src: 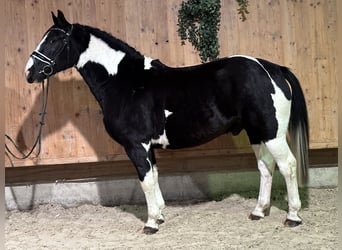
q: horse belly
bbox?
[162,110,240,149]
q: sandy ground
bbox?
[5,188,337,250]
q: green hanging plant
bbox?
[236,0,249,22]
[177,0,249,63]
[177,0,221,63]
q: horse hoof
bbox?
[284,219,302,227]
[249,213,263,221]
[143,226,159,235]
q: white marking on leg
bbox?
[265,136,302,222]
[153,165,165,222]
[140,142,164,227]
[141,141,153,168]
[144,56,153,70]
[251,144,275,218]
[77,34,126,75]
[141,168,160,230]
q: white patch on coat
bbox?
[229,54,260,63]
[25,57,34,77]
[142,141,151,153]
[229,55,291,137]
[25,33,49,76]
[270,83,291,137]
[77,34,126,75]
[151,110,173,149]
[164,109,173,118]
[35,33,49,51]
[151,130,169,149]
[144,56,153,70]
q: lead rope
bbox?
[5,77,50,161]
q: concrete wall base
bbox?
[6,166,337,210]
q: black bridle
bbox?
[5,26,73,162]
[31,26,73,76]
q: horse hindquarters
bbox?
[242,62,307,226]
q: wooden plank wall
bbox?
[5,0,338,168]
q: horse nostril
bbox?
[27,77,34,83]
[26,72,34,83]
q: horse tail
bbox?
[281,67,309,186]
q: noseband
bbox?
[31,26,73,76]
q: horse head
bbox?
[25,10,77,83]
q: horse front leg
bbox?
[149,149,165,225]
[125,142,165,234]
[140,165,165,234]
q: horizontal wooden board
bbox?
[5,148,338,185]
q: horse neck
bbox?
[73,25,149,107]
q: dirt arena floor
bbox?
[5,188,337,249]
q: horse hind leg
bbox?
[265,136,302,226]
[249,143,276,220]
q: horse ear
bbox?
[52,10,71,28]
[51,11,58,25]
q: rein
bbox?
[5,26,72,162]
[5,77,50,160]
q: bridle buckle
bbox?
[41,65,54,76]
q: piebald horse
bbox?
[25,10,308,234]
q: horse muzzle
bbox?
[25,59,54,84]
